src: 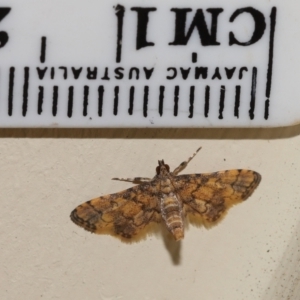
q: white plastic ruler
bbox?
[0,0,298,127]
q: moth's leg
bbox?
[172,147,202,175]
[112,177,152,184]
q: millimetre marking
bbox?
[8,67,15,116]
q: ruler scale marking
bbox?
[115,5,125,63]
[98,86,104,117]
[218,86,225,120]
[68,86,74,118]
[188,86,195,118]
[204,85,210,118]
[8,67,15,116]
[173,86,179,117]
[234,85,241,118]
[37,86,44,115]
[264,7,277,120]
[52,86,58,117]
[249,67,257,120]
[143,86,149,117]
[83,85,89,116]
[113,86,119,116]
[22,67,29,117]
[128,86,134,115]
[158,86,164,117]
[40,37,47,63]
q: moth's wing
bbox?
[70,182,161,239]
[175,170,261,224]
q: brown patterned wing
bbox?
[175,170,261,224]
[70,183,161,239]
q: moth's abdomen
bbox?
[161,195,184,241]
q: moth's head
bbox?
[156,160,170,175]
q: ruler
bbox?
[0,0,298,127]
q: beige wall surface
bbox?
[1,127,300,300]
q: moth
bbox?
[70,148,261,241]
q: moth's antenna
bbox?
[172,147,202,175]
